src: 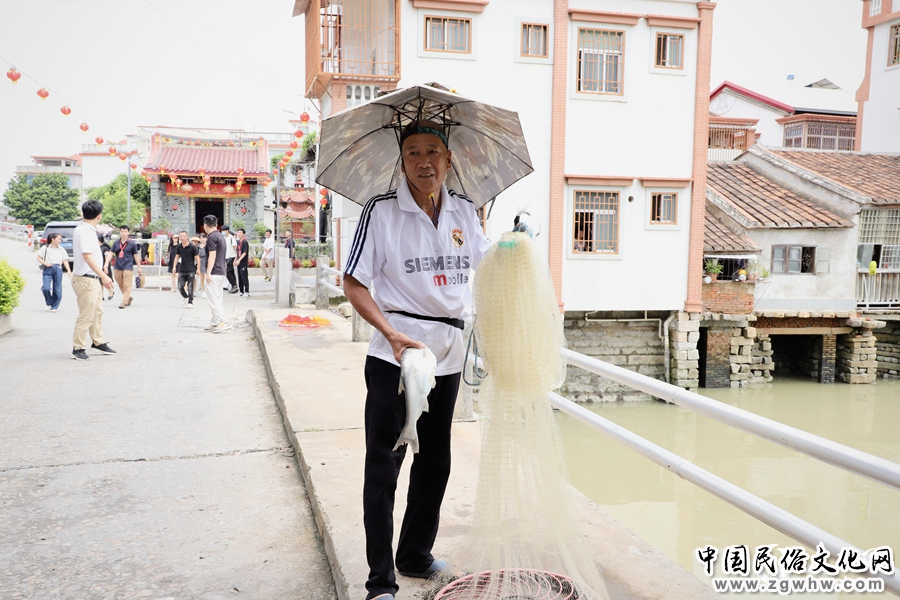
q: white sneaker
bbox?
[187,302,194,309]
[181,299,188,307]
[212,322,232,333]
[198,292,206,298]
[45,306,51,311]
[204,323,217,331]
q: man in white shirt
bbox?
[261,229,275,281]
[71,200,116,360]
[343,120,491,600]
[222,225,238,293]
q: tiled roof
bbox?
[144,133,269,176]
[767,149,900,205]
[704,212,759,254]
[145,146,267,176]
[706,163,852,228]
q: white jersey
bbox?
[345,179,491,375]
[72,222,101,277]
[224,234,237,259]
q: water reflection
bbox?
[556,375,900,598]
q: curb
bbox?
[248,309,352,600]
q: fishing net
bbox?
[278,314,331,329]
[433,232,609,600]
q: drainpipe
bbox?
[663,312,676,384]
[583,311,677,383]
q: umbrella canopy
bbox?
[315,84,533,209]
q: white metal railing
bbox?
[554,348,900,595]
[857,271,900,309]
[707,148,744,162]
[0,222,33,243]
[316,257,344,309]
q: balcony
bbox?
[15,165,81,175]
[305,0,400,99]
[857,271,900,309]
[708,116,758,163]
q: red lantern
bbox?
[6,68,21,84]
[181,183,193,193]
[175,177,183,190]
[223,184,235,194]
[320,188,328,196]
[289,141,298,149]
[272,168,279,176]
[130,162,137,170]
[95,136,104,145]
[108,146,117,155]
[159,165,166,176]
[294,129,304,139]
[118,152,127,161]
[285,149,294,157]
[300,112,310,123]
[237,167,244,175]
[60,105,71,116]
[79,122,89,132]
[37,88,49,100]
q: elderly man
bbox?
[343,120,492,600]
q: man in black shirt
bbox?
[235,228,251,297]
[172,230,199,308]
[202,216,231,333]
[284,229,296,260]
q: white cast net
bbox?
[433,232,610,600]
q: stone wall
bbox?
[837,331,878,383]
[873,320,900,379]
[700,315,772,388]
[670,312,700,390]
[701,281,755,314]
[562,311,669,402]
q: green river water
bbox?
[556,376,900,598]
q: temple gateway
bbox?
[143,133,270,233]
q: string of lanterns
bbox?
[6,59,312,199]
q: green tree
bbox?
[2,173,79,229]
[86,173,150,228]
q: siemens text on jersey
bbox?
[404,255,471,274]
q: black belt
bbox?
[387,310,464,330]
[77,273,98,279]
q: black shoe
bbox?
[229,287,239,294]
[72,348,89,361]
[91,343,117,354]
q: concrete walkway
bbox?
[250,309,720,600]
[0,237,336,600]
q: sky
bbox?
[0,0,868,193]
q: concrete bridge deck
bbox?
[249,308,719,600]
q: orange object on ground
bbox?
[278,314,331,329]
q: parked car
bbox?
[39,221,81,263]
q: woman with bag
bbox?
[36,233,71,312]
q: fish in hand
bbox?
[394,346,437,454]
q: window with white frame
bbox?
[576,28,624,94]
[871,0,883,16]
[858,208,900,270]
[650,192,677,224]
[655,33,683,69]
[891,24,900,67]
[573,190,619,253]
[772,245,817,274]
[425,15,471,53]
[521,23,549,58]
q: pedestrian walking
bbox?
[202,215,231,333]
[235,228,250,297]
[99,235,115,301]
[196,233,208,298]
[172,230,200,308]
[111,225,142,309]
[36,232,71,312]
[71,200,117,360]
[284,228,296,260]
[261,229,274,281]
[167,234,178,293]
[222,225,238,293]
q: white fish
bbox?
[394,346,437,454]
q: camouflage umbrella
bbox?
[315,84,534,209]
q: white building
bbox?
[856,0,900,152]
[294,0,717,391]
